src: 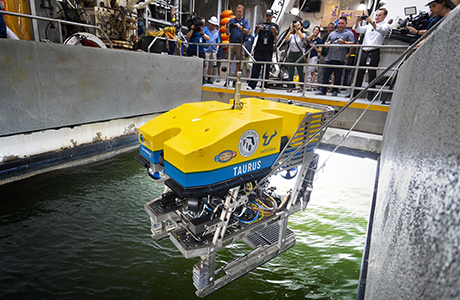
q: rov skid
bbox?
[136,97,334,297]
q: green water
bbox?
[0,149,376,300]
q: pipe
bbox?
[356,155,380,300]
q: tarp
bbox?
[1,0,31,40]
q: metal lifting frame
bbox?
[187,103,334,297]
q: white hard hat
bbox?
[208,16,219,25]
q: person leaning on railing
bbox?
[315,16,356,97]
[351,8,390,100]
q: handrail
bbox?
[0,10,112,48]
[186,42,255,87]
[146,36,182,53]
[198,42,408,95]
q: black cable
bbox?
[356,155,380,300]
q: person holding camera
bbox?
[247,9,279,90]
[186,16,209,84]
[316,16,356,96]
[407,0,451,36]
[352,8,389,100]
[225,4,250,87]
[284,20,305,93]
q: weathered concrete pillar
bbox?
[364,7,460,299]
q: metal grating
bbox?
[246,222,294,247]
[272,111,331,174]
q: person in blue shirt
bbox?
[0,7,7,39]
[225,4,249,87]
[186,16,209,84]
[203,16,220,84]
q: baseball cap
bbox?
[265,9,274,15]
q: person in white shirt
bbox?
[352,8,390,100]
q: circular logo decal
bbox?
[238,130,259,157]
[140,134,144,143]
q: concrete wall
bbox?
[0,39,202,183]
[365,8,460,299]
[0,39,202,136]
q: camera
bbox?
[398,10,429,37]
[411,11,429,29]
[360,15,368,20]
[260,24,271,31]
[229,22,237,29]
[186,12,204,31]
[192,19,204,31]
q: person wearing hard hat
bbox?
[204,16,220,84]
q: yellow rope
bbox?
[146,26,182,45]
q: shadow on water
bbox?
[0,149,376,300]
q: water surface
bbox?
[0,149,376,299]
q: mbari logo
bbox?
[262,130,277,146]
[238,130,259,157]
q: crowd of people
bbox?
[184,0,454,102]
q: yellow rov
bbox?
[136,96,334,297]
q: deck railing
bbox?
[190,41,409,101]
